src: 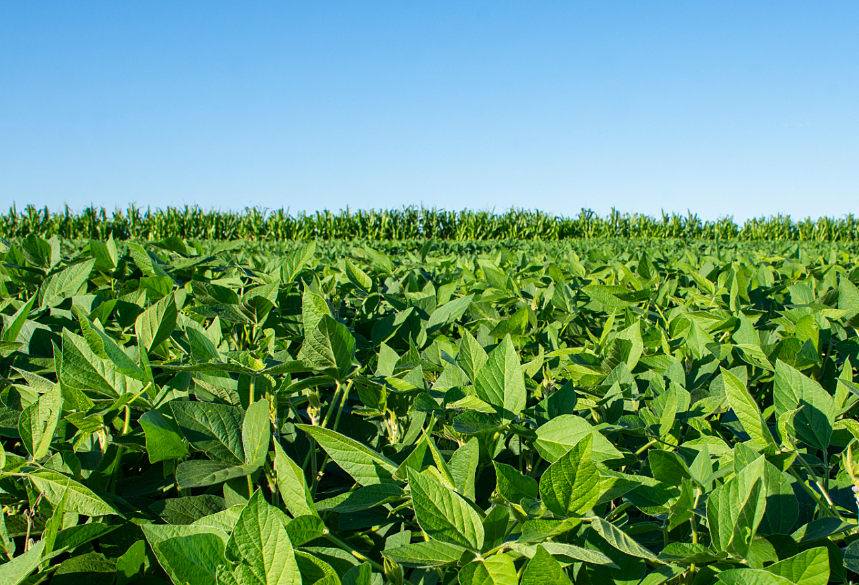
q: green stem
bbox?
[324,534,384,572]
[788,468,843,519]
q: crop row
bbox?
[1,235,859,584]
[4,205,859,242]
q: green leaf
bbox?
[176,460,258,489]
[838,275,859,326]
[301,289,331,336]
[717,569,794,585]
[534,415,622,463]
[345,259,373,292]
[764,547,829,585]
[407,468,485,550]
[153,533,225,585]
[1,295,36,342]
[282,241,316,283]
[224,490,301,585]
[449,438,479,501]
[521,545,573,585]
[284,515,327,547]
[648,450,692,486]
[589,517,658,561]
[0,541,45,585]
[383,541,466,567]
[294,550,340,585]
[707,456,767,556]
[428,295,474,330]
[116,540,147,585]
[316,484,404,513]
[150,495,226,525]
[29,469,119,516]
[273,440,317,518]
[539,435,600,517]
[299,315,356,381]
[758,462,798,536]
[458,552,518,585]
[139,409,189,463]
[773,360,834,450]
[40,258,96,308]
[18,385,63,460]
[61,329,142,398]
[171,401,245,464]
[243,399,271,468]
[135,292,178,352]
[721,368,776,453]
[128,242,171,278]
[457,330,488,383]
[474,335,526,420]
[298,425,397,486]
[493,461,538,503]
[76,307,148,381]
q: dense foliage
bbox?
[3,205,859,242]
[2,234,859,585]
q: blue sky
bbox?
[1,2,857,223]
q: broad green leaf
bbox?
[151,495,226,525]
[773,360,834,450]
[281,241,316,283]
[458,552,518,585]
[764,547,829,585]
[302,289,331,337]
[428,295,474,330]
[29,469,119,516]
[717,569,794,585]
[284,515,327,547]
[1,295,36,342]
[493,461,538,503]
[39,258,96,308]
[18,385,63,460]
[474,335,525,420]
[273,440,317,518]
[135,292,178,352]
[449,438,479,501]
[407,468,484,550]
[76,307,148,381]
[316,484,404,513]
[539,435,600,517]
[298,425,397,485]
[299,315,356,381]
[139,409,189,463]
[176,460,258,489]
[707,456,767,556]
[61,329,141,398]
[344,259,373,292]
[224,490,301,585]
[0,541,45,585]
[243,399,271,468]
[534,415,622,463]
[457,330,488,383]
[383,541,466,567]
[294,550,340,585]
[521,545,572,585]
[648,450,691,486]
[154,533,226,585]
[171,401,245,464]
[758,462,798,536]
[589,517,658,561]
[128,242,171,278]
[721,368,776,452]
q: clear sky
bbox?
[1,2,857,223]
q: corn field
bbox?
[2,204,858,241]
